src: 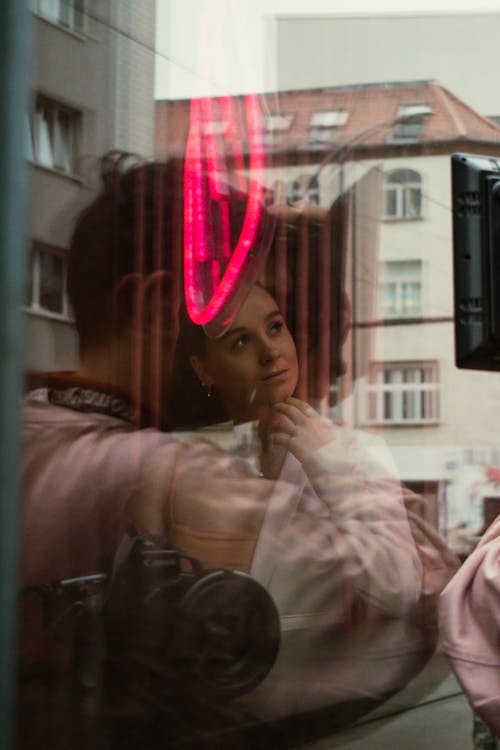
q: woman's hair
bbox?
[165,304,229,430]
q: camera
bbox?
[21,528,280,703]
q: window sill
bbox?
[363,420,441,428]
[379,313,423,321]
[383,215,424,223]
[29,161,83,185]
[24,307,74,325]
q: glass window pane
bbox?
[406,187,422,217]
[385,188,397,216]
[59,0,71,27]
[34,106,53,168]
[54,110,72,172]
[39,0,59,23]
[383,391,392,419]
[383,282,397,314]
[39,251,64,313]
[73,0,84,32]
[20,4,494,746]
[403,390,414,419]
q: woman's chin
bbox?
[267,385,294,406]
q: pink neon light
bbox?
[184,94,266,326]
[219,96,246,193]
[201,96,227,202]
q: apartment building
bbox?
[26,0,155,371]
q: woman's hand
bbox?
[267,397,334,465]
[257,406,289,479]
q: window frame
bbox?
[384,168,423,221]
[29,0,86,36]
[365,361,440,427]
[379,259,423,319]
[387,103,431,143]
[288,173,320,205]
[25,241,72,322]
[265,114,294,132]
[309,109,349,128]
[28,94,81,178]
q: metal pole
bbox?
[0,1,31,747]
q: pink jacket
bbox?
[440,516,500,736]
[131,422,458,718]
[22,390,456,721]
[21,388,172,585]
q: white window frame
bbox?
[28,95,81,177]
[397,103,432,119]
[266,114,294,132]
[387,104,431,143]
[288,173,320,205]
[25,242,72,321]
[30,0,86,35]
[384,168,422,220]
[309,109,349,128]
[366,361,440,426]
[379,260,423,318]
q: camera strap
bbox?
[29,371,138,423]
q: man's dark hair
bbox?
[67,152,185,356]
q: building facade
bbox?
[26,0,156,371]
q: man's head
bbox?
[66,153,185,422]
[68,153,184,358]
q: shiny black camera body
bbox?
[23,529,280,704]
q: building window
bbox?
[263,114,294,146]
[266,114,294,132]
[384,168,422,219]
[30,0,85,33]
[310,109,349,128]
[28,95,80,175]
[309,109,348,146]
[389,103,432,142]
[26,243,70,319]
[288,174,320,205]
[380,260,422,318]
[30,0,85,34]
[367,362,440,425]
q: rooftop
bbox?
[156,80,500,157]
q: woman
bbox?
[168,283,362,477]
[158,284,458,720]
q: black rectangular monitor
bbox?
[452,152,500,370]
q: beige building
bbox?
[26,0,156,371]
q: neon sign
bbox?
[183,94,268,330]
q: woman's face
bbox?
[192,286,299,423]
